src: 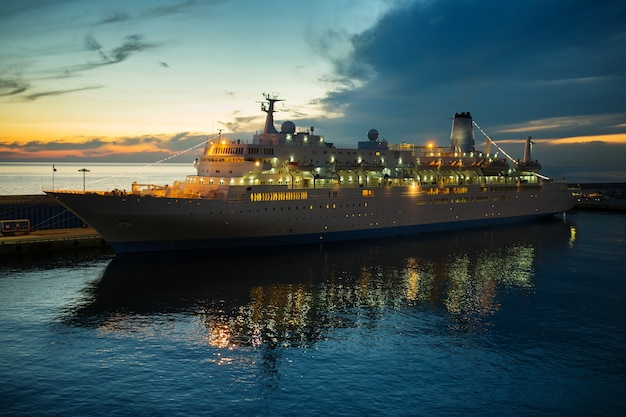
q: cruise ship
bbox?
[47,94,576,253]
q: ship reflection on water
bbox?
[63,218,572,348]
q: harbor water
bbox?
[0,162,194,196]
[1,209,625,416]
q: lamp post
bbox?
[78,168,90,191]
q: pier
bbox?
[0,227,109,255]
[0,194,110,255]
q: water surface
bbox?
[1,211,624,416]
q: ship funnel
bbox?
[450,112,475,153]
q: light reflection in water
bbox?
[569,225,577,248]
[62,218,571,348]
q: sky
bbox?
[1,0,625,181]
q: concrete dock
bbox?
[0,227,109,255]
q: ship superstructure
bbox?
[47,94,575,253]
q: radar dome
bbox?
[367,129,379,141]
[281,121,296,134]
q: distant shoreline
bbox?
[569,182,626,212]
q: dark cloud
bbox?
[2,132,208,156]
[23,85,104,101]
[110,133,205,151]
[114,137,141,147]
[344,0,626,86]
[4,138,107,152]
[142,0,195,19]
[79,34,160,68]
[142,133,210,152]
[118,133,208,152]
[0,32,160,102]
[167,132,192,146]
[1,75,104,101]
[219,115,261,133]
[317,0,626,143]
[0,78,29,96]
[84,34,110,62]
[0,34,160,101]
[84,34,102,51]
[110,34,152,62]
[95,0,196,25]
[97,11,131,25]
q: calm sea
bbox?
[1,162,625,416]
[0,162,194,196]
[1,209,625,416]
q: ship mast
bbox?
[261,93,282,134]
[522,136,533,163]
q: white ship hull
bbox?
[46,95,576,253]
[48,181,574,253]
